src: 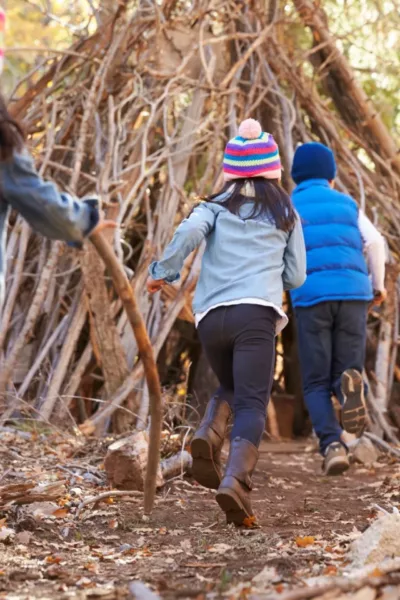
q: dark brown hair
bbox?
[0,94,25,162]
[207,177,296,232]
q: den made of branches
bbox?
[2,0,400,443]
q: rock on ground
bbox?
[351,511,400,566]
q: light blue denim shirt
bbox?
[0,149,99,308]
[149,196,306,316]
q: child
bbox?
[147,119,306,525]
[0,93,113,308]
[290,142,386,475]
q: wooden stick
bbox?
[0,223,30,352]
[16,315,68,399]
[0,243,61,397]
[87,230,162,515]
[75,489,143,519]
[40,291,87,420]
[364,432,400,459]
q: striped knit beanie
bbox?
[223,119,282,182]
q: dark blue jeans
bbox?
[197,304,276,448]
[295,301,368,454]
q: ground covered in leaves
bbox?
[0,429,399,600]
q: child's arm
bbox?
[358,211,386,295]
[0,151,99,246]
[148,203,216,286]
[282,214,307,291]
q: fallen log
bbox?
[105,431,192,491]
[105,432,164,492]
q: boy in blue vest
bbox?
[291,142,386,476]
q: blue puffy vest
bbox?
[290,179,373,307]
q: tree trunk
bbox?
[81,243,133,433]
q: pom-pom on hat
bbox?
[291,142,337,184]
[223,119,282,182]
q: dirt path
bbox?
[0,435,399,599]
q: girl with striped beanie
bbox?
[147,119,306,526]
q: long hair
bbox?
[207,177,296,232]
[0,94,25,162]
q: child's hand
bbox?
[91,220,118,234]
[372,289,387,306]
[147,277,165,294]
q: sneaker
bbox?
[341,369,367,436]
[323,442,350,476]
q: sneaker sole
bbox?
[190,438,221,490]
[341,369,366,436]
[216,487,249,525]
[323,455,350,476]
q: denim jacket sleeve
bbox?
[0,151,99,247]
[149,202,216,283]
[282,212,307,291]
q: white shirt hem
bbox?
[195,298,288,335]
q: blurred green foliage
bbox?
[4,0,399,139]
[4,0,96,96]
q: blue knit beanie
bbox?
[291,142,337,184]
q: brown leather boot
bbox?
[190,394,231,489]
[216,437,258,525]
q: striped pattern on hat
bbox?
[223,119,282,182]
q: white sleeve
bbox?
[358,211,386,292]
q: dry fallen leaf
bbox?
[0,527,15,542]
[185,562,226,568]
[15,531,32,545]
[208,543,232,554]
[296,536,316,547]
[76,577,93,588]
[58,496,71,507]
[108,519,118,529]
[369,567,384,577]
[180,539,192,552]
[84,562,99,574]
[323,565,338,576]
[46,555,63,564]
[253,566,278,586]
[27,502,59,519]
[53,508,69,519]
[243,515,258,528]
